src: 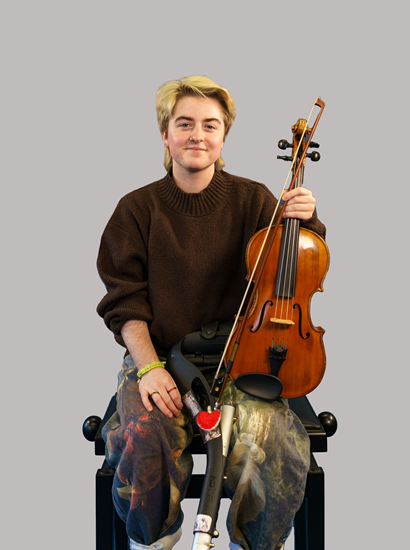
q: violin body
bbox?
[227,224,329,398]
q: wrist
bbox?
[137,361,165,383]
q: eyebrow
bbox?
[174,116,222,125]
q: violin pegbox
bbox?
[277,119,321,163]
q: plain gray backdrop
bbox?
[2,1,409,549]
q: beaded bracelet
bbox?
[137,361,165,383]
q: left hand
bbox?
[139,367,183,419]
[282,187,316,220]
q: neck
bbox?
[172,164,215,193]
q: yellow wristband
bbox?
[137,361,165,381]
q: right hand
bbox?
[139,367,183,419]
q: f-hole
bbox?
[249,300,273,333]
[293,303,310,340]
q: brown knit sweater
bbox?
[97,169,326,353]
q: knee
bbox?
[122,409,188,456]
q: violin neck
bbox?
[276,164,304,298]
[276,217,300,298]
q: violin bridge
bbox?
[270,317,295,326]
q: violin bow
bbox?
[210,96,326,407]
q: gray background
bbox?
[2,1,409,548]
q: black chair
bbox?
[84,328,337,550]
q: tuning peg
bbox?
[277,155,293,162]
[306,151,321,162]
[278,139,292,150]
[309,141,320,149]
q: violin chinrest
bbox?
[235,372,283,401]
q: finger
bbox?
[284,202,314,214]
[166,386,183,410]
[150,392,176,419]
[282,187,312,201]
[158,390,182,417]
[283,195,315,220]
[283,207,314,220]
[140,391,154,413]
[283,194,314,207]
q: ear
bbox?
[162,131,168,147]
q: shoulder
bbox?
[108,175,167,227]
[222,170,273,193]
[117,176,165,209]
[220,170,276,205]
[101,178,164,239]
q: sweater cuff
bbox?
[104,306,153,337]
[300,209,326,240]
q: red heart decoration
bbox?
[196,410,221,431]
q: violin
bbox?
[211,98,329,402]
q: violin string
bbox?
[281,223,292,348]
[213,99,319,382]
[278,214,296,349]
[272,215,288,346]
[288,168,304,348]
[286,219,297,349]
[274,155,303,351]
[274,220,290,346]
[285,168,303,346]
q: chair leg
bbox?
[294,454,325,550]
[294,498,307,550]
[96,460,128,550]
[96,461,115,550]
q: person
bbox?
[97,75,326,550]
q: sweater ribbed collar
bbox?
[156,169,231,217]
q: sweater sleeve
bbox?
[300,208,326,240]
[96,199,153,346]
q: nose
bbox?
[190,127,204,142]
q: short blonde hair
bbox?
[156,75,236,171]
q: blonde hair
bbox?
[156,75,236,171]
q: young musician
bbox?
[97,75,326,550]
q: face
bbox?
[163,95,225,180]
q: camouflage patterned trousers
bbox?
[103,355,310,550]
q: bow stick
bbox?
[210,96,326,407]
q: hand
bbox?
[282,187,316,220]
[139,367,183,419]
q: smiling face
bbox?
[162,95,225,185]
